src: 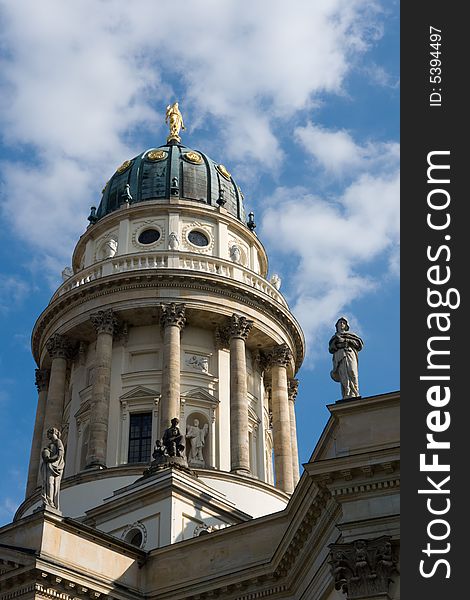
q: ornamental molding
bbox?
[35,368,50,392]
[32,274,304,370]
[224,313,254,341]
[266,343,293,369]
[181,221,214,254]
[288,379,299,402]
[329,536,399,599]
[121,521,148,548]
[90,309,119,335]
[131,219,165,250]
[46,334,74,360]
[160,302,187,329]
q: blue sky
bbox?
[0,0,399,526]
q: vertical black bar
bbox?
[401,4,466,597]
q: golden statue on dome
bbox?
[165,102,185,143]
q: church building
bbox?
[0,106,400,600]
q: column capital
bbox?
[90,309,119,335]
[288,378,299,402]
[160,303,186,330]
[46,334,74,360]
[226,314,253,341]
[267,343,293,368]
[329,536,398,599]
[35,368,50,392]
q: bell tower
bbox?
[18,106,305,547]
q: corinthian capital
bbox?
[267,343,292,368]
[90,309,119,335]
[226,314,253,341]
[329,536,398,599]
[46,334,73,360]
[35,368,50,392]
[160,303,186,330]
[288,378,299,402]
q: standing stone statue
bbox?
[329,317,364,399]
[40,427,65,511]
[169,231,179,250]
[186,419,209,466]
[162,418,185,457]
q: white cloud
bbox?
[0,275,30,313]
[0,0,385,275]
[261,149,399,355]
[295,122,399,175]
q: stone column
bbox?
[86,309,119,469]
[227,314,253,474]
[43,334,72,441]
[268,344,294,494]
[25,368,50,496]
[160,303,186,434]
[288,378,300,485]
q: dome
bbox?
[94,142,246,223]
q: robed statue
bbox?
[165,102,185,143]
[329,317,364,399]
[40,427,65,510]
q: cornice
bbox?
[31,271,305,370]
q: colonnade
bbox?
[26,304,300,497]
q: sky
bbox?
[0,0,399,526]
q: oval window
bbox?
[188,230,209,247]
[138,229,160,245]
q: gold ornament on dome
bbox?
[116,159,132,174]
[216,164,231,180]
[147,149,167,161]
[184,151,203,164]
[165,101,185,143]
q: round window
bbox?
[138,229,160,245]
[188,230,209,247]
[124,529,143,547]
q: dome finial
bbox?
[165,101,185,144]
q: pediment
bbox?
[120,386,160,401]
[181,387,219,403]
[0,545,33,576]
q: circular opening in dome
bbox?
[124,529,143,548]
[138,229,160,245]
[188,230,209,247]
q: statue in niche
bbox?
[186,419,209,466]
[40,427,65,511]
[229,244,241,263]
[270,273,281,290]
[169,231,179,250]
[165,102,185,143]
[162,418,185,457]
[102,238,118,259]
[329,317,364,399]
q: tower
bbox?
[17,108,305,546]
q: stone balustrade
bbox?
[51,252,288,307]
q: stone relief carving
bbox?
[329,537,398,600]
[185,354,209,373]
[229,244,241,263]
[329,317,364,399]
[40,427,65,511]
[102,238,118,259]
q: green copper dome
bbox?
[94,143,246,222]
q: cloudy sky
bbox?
[0,0,399,525]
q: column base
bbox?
[85,462,107,470]
[230,468,252,477]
